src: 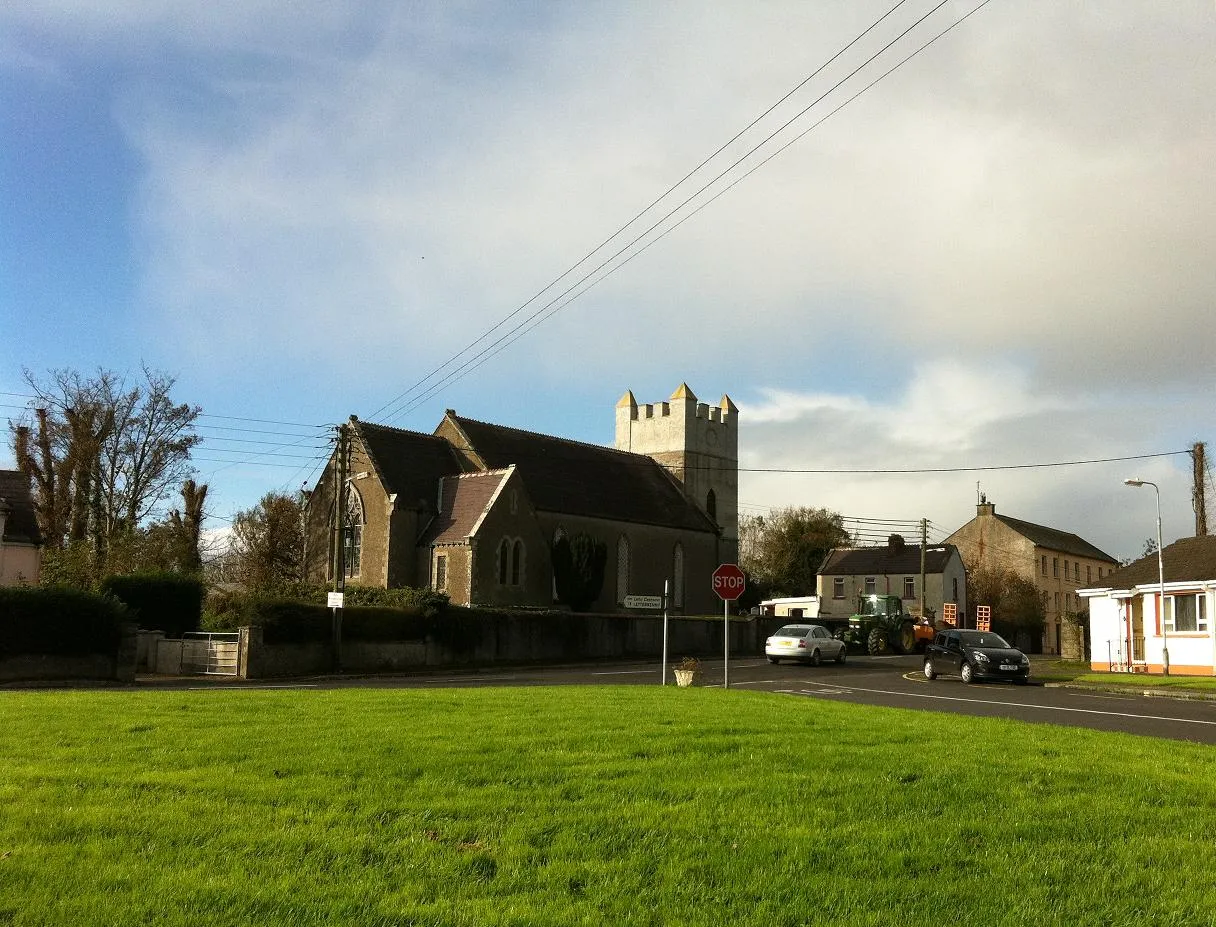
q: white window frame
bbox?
[1166,593,1208,633]
[833,577,845,599]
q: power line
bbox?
[735,449,1189,474]
[375,0,970,424]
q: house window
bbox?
[1074,562,1080,581]
[1098,567,1103,580]
[343,487,364,579]
[1041,555,1047,576]
[616,535,631,602]
[1063,559,1069,579]
[952,577,959,602]
[1086,565,1091,584]
[1052,557,1059,578]
[1053,591,1060,611]
[832,577,845,599]
[706,489,717,523]
[673,543,685,607]
[435,554,447,591]
[864,577,876,595]
[511,540,523,586]
[1167,594,1207,633]
[903,577,915,599]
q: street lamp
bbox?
[1124,478,1167,675]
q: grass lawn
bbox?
[2,687,1214,926]
[1071,673,1216,693]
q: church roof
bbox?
[421,470,512,546]
[445,414,718,533]
[351,419,461,511]
[0,469,42,545]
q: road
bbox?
[160,652,1216,745]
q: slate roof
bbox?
[819,544,959,577]
[420,470,512,546]
[446,414,718,533]
[1082,536,1216,590]
[0,469,42,545]
[993,513,1117,563]
[351,419,462,511]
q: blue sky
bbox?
[3,1,1214,559]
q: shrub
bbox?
[101,572,205,638]
[0,587,129,657]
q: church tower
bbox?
[615,384,739,561]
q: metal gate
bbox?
[181,632,240,676]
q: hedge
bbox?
[0,587,130,657]
[101,572,204,638]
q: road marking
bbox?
[779,684,1216,727]
[593,669,659,676]
[728,679,779,686]
[185,684,319,690]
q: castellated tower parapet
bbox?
[615,384,739,560]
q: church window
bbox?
[706,489,717,522]
[512,540,523,586]
[617,536,631,602]
[435,554,447,591]
[673,543,685,607]
[499,539,510,585]
[343,487,364,579]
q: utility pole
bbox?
[1193,442,1208,537]
[330,421,350,671]
[919,517,927,625]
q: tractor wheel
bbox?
[866,627,887,655]
[894,621,916,654]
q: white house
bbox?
[759,596,820,619]
[1079,536,1216,676]
[0,470,42,587]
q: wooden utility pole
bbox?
[919,517,927,623]
[1193,442,1208,537]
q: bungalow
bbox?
[0,469,42,586]
[1079,536,1216,676]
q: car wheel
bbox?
[835,647,847,664]
[767,656,779,664]
[960,661,975,684]
[923,659,936,680]
[810,648,821,666]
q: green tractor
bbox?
[841,593,918,655]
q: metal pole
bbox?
[723,597,730,689]
[1154,484,1168,676]
[661,579,669,687]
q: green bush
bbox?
[101,572,204,638]
[0,587,130,657]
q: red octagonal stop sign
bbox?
[712,563,746,601]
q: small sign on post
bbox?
[328,591,345,609]
[942,602,957,627]
[623,594,663,610]
[976,605,992,632]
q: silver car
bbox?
[765,624,848,666]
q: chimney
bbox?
[977,494,995,518]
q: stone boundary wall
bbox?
[238,614,793,679]
[0,622,138,684]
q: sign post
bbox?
[661,580,669,687]
[712,564,746,689]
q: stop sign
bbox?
[712,563,746,601]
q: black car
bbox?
[923,629,1030,684]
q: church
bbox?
[302,385,739,614]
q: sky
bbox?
[2,1,1214,562]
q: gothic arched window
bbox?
[343,487,364,579]
[616,535,631,602]
[673,542,685,607]
[512,539,523,586]
[499,538,510,585]
[706,489,717,523]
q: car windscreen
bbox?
[960,631,1010,648]
[774,626,810,637]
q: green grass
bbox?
[1071,673,1216,693]
[1,687,1215,926]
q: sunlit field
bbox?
[1,687,1213,926]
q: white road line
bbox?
[779,684,1216,727]
[593,669,659,676]
[728,679,780,686]
[186,684,319,690]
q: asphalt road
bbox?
[157,653,1216,745]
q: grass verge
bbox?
[1070,673,1216,693]
[1,687,1214,926]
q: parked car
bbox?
[766,624,848,665]
[923,629,1030,684]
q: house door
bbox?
[1130,598,1145,663]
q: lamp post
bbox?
[1124,478,1167,675]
